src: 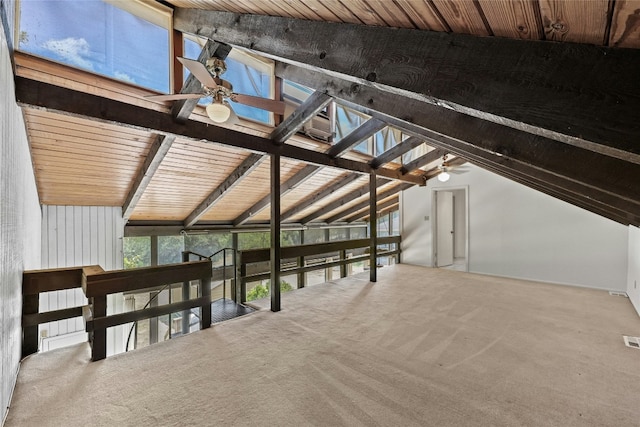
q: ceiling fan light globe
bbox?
[206,102,231,123]
[438,171,450,182]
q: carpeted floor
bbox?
[6,265,640,426]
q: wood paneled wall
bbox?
[40,206,125,354]
[0,9,42,423]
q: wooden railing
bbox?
[236,236,400,302]
[22,260,212,361]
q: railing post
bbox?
[200,276,212,329]
[340,249,347,278]
[297,255,305,288]
[223,249,227,300]
[22,294,39,358]
[181,251,190,335]
[91,295,107,361]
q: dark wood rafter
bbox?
[172,40,232,122]
[274,64,640,226]
[233,164,320,226]
[184,153,264,227]
[326,183,413,223]
[174,8,640,165]
[14,77,424,185]
[300,177,389,224]
[400,148,447,174]
[346,196,399,223]
[326,117,386,157]
[280,173,362,222]
[270,91,332,144]
[370,135,424,168]
[122,134,175,220]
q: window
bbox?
[17,0,171,92]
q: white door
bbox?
[436,191,454,267]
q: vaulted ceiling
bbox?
[13,0,640,229]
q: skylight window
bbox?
[17,0,171,92]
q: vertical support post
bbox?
[270,152,281,312]
[223,249,227,300]
[149,235,159,342]
[22,294,39,358]
[232,233,239,302]
[200,276,212,329]
[369,171,378,283]
[172,29,184,93]
[91,296,107,361]
[181,251,190,335]
[340,249,347,278]
[298,229,305,288]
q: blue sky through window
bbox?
[19,0,169,92]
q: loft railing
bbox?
[236,236,400,302]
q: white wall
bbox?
[628,226,640,316]
[0,8,42,423]
[40,205,125,355]
[401,164,629,291]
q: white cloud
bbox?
[41,37,94,70]
[114,71,136,84]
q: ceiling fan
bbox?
[146,57,286,124]
[437,155,470,182]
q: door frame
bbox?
[431,186,469,271]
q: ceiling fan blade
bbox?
[145,93,206,101]
[177,57,218,89]
[231,93,286,115]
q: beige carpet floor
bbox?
[6,265,640,426]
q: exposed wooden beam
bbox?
[184,153,264,227]
[174,8,640,164]
[122,134,175,221]
[233,164,320,226]
[326,183,413,224]
[275,64,640,226]
[280,173,362,222]
[400,148,447,174]
[14,77,423,185]
[270,91,332,144]
[300,177,389,224]
[370,136,424,169]
[326,118,386,157]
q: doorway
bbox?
[432,187,468,271]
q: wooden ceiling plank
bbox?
[122,134,176,221]
[15,77,422,185]
[326,118,386,157]
[280,172,362,221]
[292,1,343,22]
[609,0,640,48]
[346,196,399,222]
[393,0,449,31]
[538,0,609,44]
[300,177,389,224]
[477,0,543,39]
[270,91,332,144]
[362,0,417,28]
[175,9,640,163]
[184,153,265,227]
[325,183,412,223]
[430,0,491,35]
[232,164,321,226]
